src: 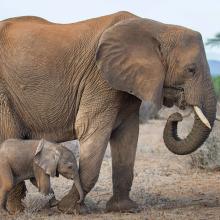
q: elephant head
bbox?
[96,18,216,155]
[34,139,83,202]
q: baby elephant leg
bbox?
[0,163,14,212]
[30,178,58,207]
[0,189,7,210]
[0,189,9,212]
[0,190,8,216]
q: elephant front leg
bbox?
[106,112,139,212]
[58,133,110,214]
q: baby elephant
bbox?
[0,138,83,212]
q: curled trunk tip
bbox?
[163,112,212,155]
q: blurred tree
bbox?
[206,33,220,46]
[212,76,220,99]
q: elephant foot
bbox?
[57,188,79,214]
[58,187,90,215]
[58,200,90,215]
[106,196,139,213]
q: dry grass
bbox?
[2,110,220,220]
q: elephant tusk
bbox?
[193,106,211,129]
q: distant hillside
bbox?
[208,60,220,76]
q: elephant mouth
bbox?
[163,86,212,129]
[163,86,187,110]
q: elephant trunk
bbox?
[163,90,216,155]
[73,175,84,203]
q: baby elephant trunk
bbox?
[73,175,84,203]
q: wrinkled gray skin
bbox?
[0,11,216,214]
[0,139,83,213]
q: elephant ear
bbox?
[96,18,165,109]
[34,139,60,177]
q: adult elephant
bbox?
[0,11,216,213]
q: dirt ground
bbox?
[2,112,220,220]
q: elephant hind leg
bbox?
[0,93,27,213]
[0,94,21,141]
[0,91,31,140]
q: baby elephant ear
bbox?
[96,18,165,109]
[34,140,60,177]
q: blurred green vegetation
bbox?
[213,76,220,99]
[207,33,220,46]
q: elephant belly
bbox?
[30,127,77,143]
[18,93,76,140]
[7,80,78,142]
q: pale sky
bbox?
[1,0,220,60]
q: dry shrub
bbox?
[191,131,220,170]
[191,121,220,170]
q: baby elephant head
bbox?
[34,139,83,203]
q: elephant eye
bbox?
[186,64,196,76]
